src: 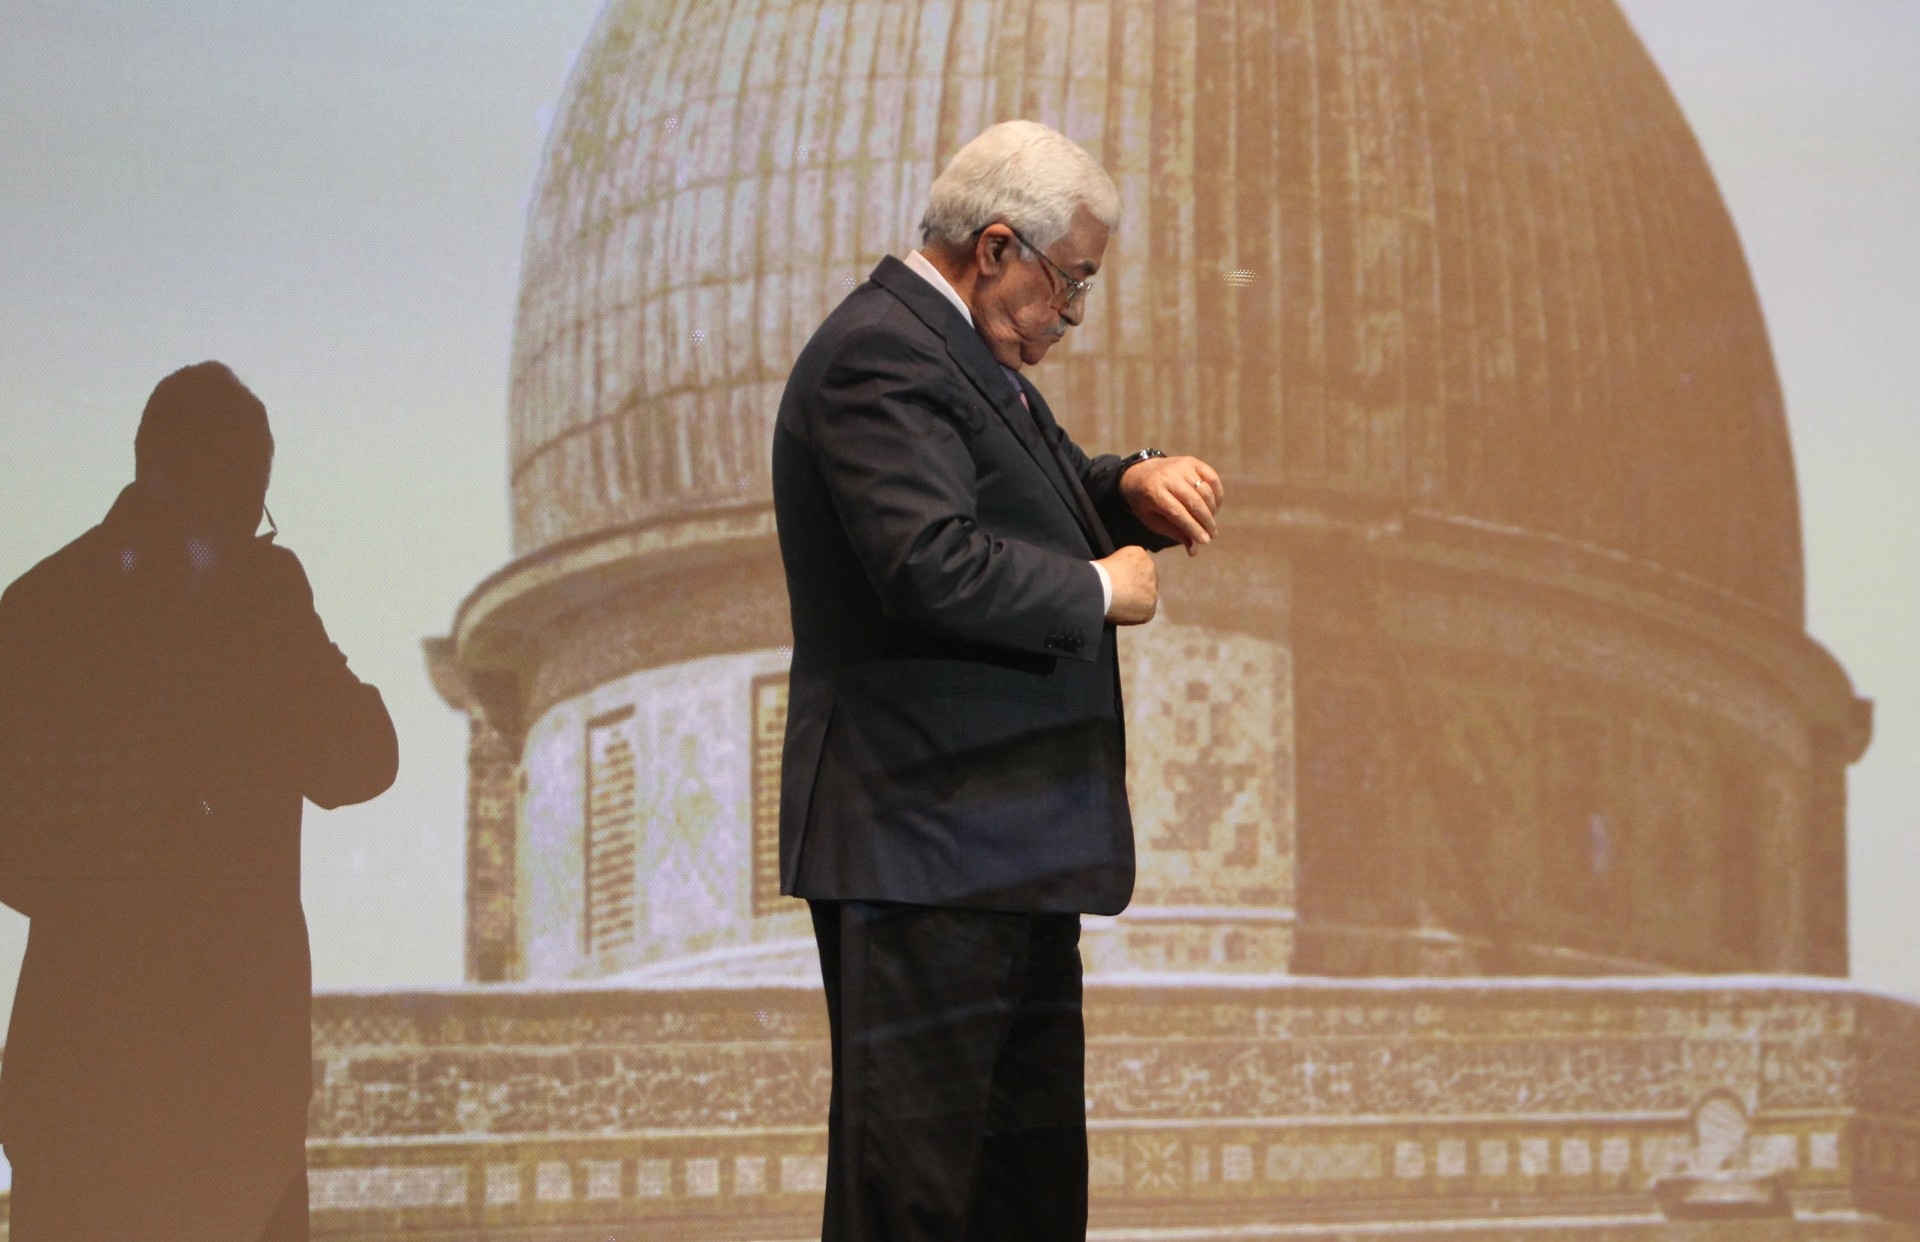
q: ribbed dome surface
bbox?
[509,0,1802,619]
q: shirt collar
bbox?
[903,250,1027,396]
[903,249,973,326]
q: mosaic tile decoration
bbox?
[289,977,1920,1239]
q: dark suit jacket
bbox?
[0,483,398,1238]
[772,255,1167,915]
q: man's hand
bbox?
[1097,545,1157,624]
[1119,455,1225,556]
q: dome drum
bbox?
[1123,513,1863,979]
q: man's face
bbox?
[971,206,1109,370]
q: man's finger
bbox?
[1182,460,1224,509]
[1161,490,1212,543]
[1198,462,1224,501]
[1187,475,1221,516]
[1164,460,1219,513]
[1148,497,1208,547]
[1174,481,1218,536]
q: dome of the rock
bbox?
[509,0,1801,620]
[434,0,1868,989]
[354,4,1908,1236]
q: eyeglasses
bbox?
[1002,224,1096,308]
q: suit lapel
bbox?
[1017,376,1114,557]
[950,341,1094,540]
[869,257,1109,553]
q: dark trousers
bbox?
[809,899,1088,1242]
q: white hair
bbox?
[919,120,1121,253]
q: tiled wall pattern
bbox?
[517,649,810,981]
[748,672,789,917]
[512,619,1303,984]
[3,981,1914,1237]
[462,714,519,982]
[289,980,1920,1238]
[1091,620,1297,973]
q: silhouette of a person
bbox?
[0,362,398,1241]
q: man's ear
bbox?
[975,225,1012,276]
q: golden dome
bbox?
[508,0,1800,618]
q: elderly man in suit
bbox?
[0,362,398,1241]
[772,121,1224,1241]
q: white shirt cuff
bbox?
[1091,560,1113,616]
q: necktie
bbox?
[1001,364,1031,412]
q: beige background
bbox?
[0,0,1914,1083]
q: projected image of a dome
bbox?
[434,0,1865,990]
[351,1,1919,1237]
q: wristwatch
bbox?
[1117,447,1167,472]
